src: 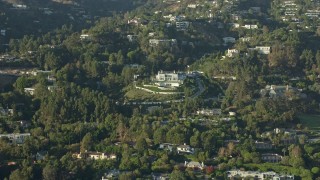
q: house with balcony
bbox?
[0,133,30,144]
[255,141,273,150]
[261,153,283,163]
[176,21,190,31]
[149,39,177,47]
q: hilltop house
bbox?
[154,71,186,88]
[260,85,301,98]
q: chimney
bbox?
[286,85,289,91]
[185,161,187,166]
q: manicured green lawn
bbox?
[125,88,180,101]
[136,84,184,93]
[299,114,320,130]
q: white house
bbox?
[231,23,240,28]
[28,70,52,76]
[255,46,271,54]
[36,151,48,161]
[73,151,117,160]
[177,144,194,154]
[24,88,36,95]
[187,4,197,8]
[197,108,221,116]
[226,49,239,57]
[154,71,186,87]
[127,35,138,42]
[0,107,13,117]
[13,4,27,9]
[242,24,258,29]
[159,143,174,151]
[101,170,120,180]
[0,133,30,144]
[185,161,205,170]
[149,39,177,47]
[223,37,236,45]
[227,170,294,180]
[127,18,140,25]
[260,85,300,98]
[1,30,6,36]
[80,34,91,40]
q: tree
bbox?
[14,76,32,92]
[206,166,214,175]
[190,131,200,148]
[312,167,320,175]
[9,162,34,180]
[300,49,314,71]
[135,137,148,153]
[81,133,93,152]
[9,169,27,180]
[42,164,58,180]
[170,170,186,180]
